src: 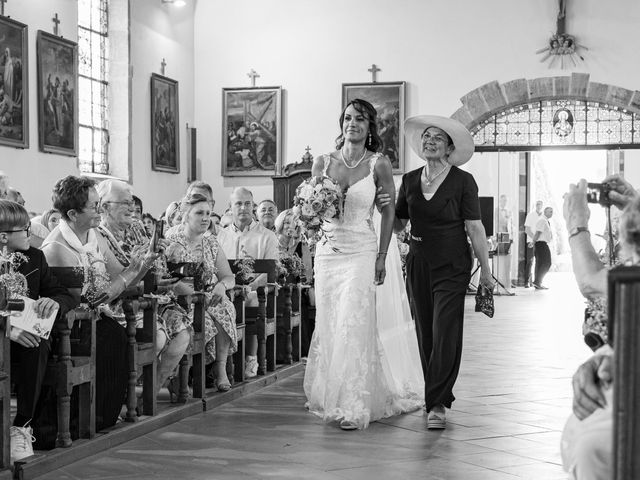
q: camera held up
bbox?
[586,182,612,207]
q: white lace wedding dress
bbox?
[303,153,424,429]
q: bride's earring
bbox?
[368,133,372,145]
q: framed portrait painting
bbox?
[150,73,180,173]
[36,31,78,156]
[222,86,282,176]
[342,81,406,173]
[0,16,28,148]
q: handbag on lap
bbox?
[475,284,495,318]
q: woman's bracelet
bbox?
[377,251,387,256]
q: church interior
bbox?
[1,0,639,478]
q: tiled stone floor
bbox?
[37,272,590,479]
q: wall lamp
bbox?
[162,0,186,6]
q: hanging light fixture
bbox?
[162,0,186,6]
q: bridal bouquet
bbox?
[292,176,342,246]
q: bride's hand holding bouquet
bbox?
[292,176,342,247]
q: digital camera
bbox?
[586,182,612,206]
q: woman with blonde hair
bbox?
[165,193,237,391]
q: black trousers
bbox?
[525,243,535,285]
[406,248,471,412]
[11,339,51,426]
[534,241,551,286]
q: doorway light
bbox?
[162,0,186,6]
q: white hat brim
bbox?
[405,115,475,166]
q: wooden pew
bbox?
[121,279,158,421]
[230,260,276,376]
[175,292,206,401]
[46,267,97,447]
[44,309,97,447]
[228,287,246,384]
[0,290,16,475]
[276,281,302,364]
[608,266,640,479]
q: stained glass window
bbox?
[78,0,109,174]
[471,100,640,150]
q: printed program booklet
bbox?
[9,296,59,339]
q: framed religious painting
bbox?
[342,81,406,173]
[36,30,78,156]
[150,73,180,173]
[222,86,282,176]
[0,16,28,148]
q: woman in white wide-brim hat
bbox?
[382,115,493,430]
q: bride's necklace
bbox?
[340,148,367,169]
[422,164,450,187]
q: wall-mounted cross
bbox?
[247,69,260,87]
[0,0,8,17]
[368,64,381,83]
[52,13,61,36]
[161,58,167,75]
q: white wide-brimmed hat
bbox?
[405,115,475,166]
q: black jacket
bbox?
[17,247,78,325]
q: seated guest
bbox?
[217,187,278,378]
[95,179,189,394]
[165,193,237,391]
[256,199,278,231]
[166,181,216,237]
[30,209,61,249]
[165,201,181,227]
[274,209,313,281]
[142,212,156,237]
[0,171,8,198]
[7,188,25,206]
[560,175,639,480]
[41,176,152,433]
[210,213,221,234]
[132,195,143,221]
[1,200,77,462]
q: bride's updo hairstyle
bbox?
[335,98,383,153]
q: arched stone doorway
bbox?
[450,74,640,287]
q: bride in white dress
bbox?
[304,99,424,430]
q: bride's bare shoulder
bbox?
[312,152,338,176]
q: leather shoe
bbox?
[533,283,548,290]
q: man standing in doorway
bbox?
[524,200,543,287]
[533,206,553,290]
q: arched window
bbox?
[77,0,110,174]
[471,100,640,151]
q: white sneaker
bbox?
[427,405,446,429]
[10,424,35,463]
[245,355,258,378]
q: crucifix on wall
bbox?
[0,0,8,17]
[247,69,260,87]
[368,64,380,83]
[536,0,587,68]
[52,13,61,36]
[161,58,167,75]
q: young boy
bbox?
[0,200,77,462]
